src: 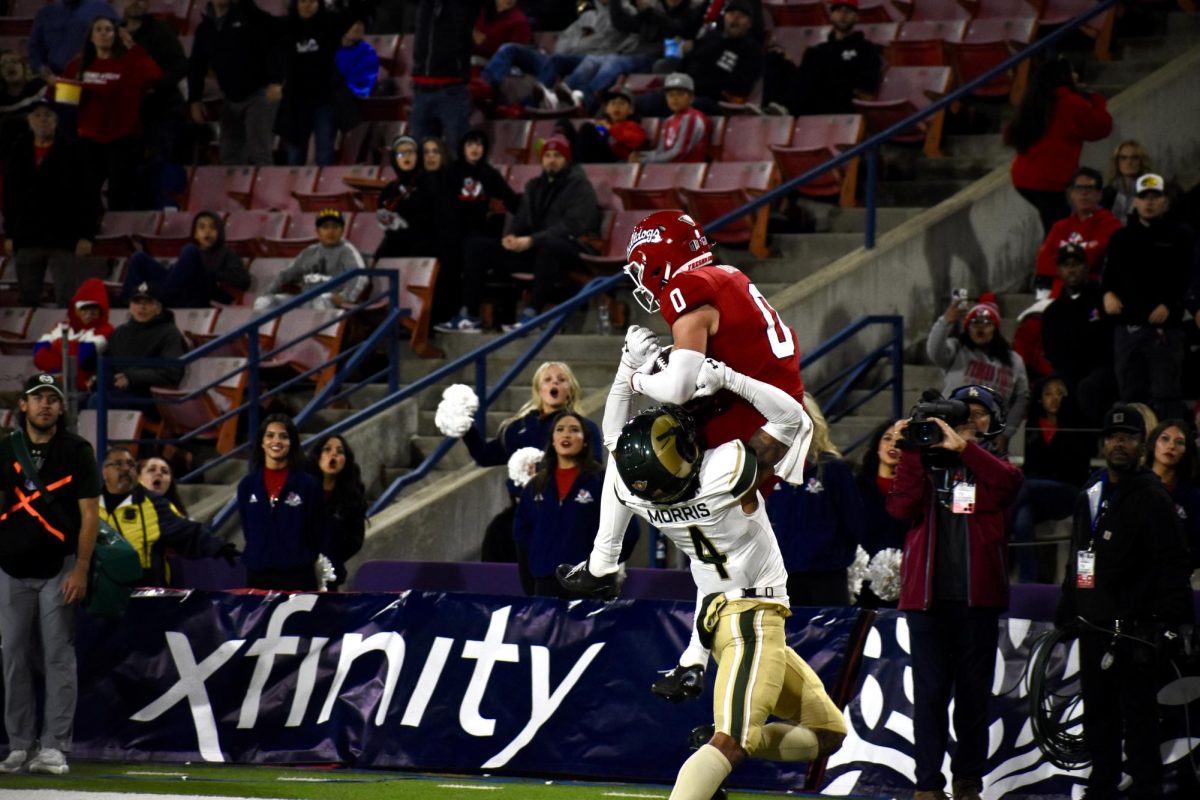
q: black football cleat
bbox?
[555,561,618,600]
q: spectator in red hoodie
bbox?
[63,16,161,210]
[573,88,647,163]
[1033,166,1122,297]
[33,277,112,392]
[473,0,532,63]
[1006,59,1111,236]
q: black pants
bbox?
[462,235,585,316]
[1079,626,1164,799]
[1015,186,1070,237]
[907,602,1000,792]
[82,136,144,211]
[1113,324,1185,420]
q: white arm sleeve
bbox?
[678,587,711,668]
[632,348,705,405]
[602,360,638,452]
[587,456,634,576]
[725,370,806,445]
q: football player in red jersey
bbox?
[571,210,810,593]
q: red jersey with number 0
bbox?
[660,265,804,447]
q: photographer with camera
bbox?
[1055,404,1194,800]
[887,385,1023,800]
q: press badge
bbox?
[951,483,976,514]
[1076,551,1096,589]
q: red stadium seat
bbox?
[139,211,207,257]
[223,211,289,258]
[293,165,382,212]
[245,258,288,298]
[76,410,145,454]
[0,307,31,339]
[770,113,865,206]
[507,164,544,195]
[858,21,902,47]
[679,162,780,257]
[578,209,648,269]
[1040,0,1116,60]
[259,309,347,391]
[372,258,441,357]
[187,166,256,213]
[190,305,279,356]
[763,0,829,26]
[949,16,1037,100]
[346,213,383,258]
[483,119,534,165]
[890,20,966,65]
[94,211,162,257]
[620,73,664,96]
[973,0,1040,18]
[857,0,902,23]
[639,117,661,148]
[152,357,248,454]
[766,26,831,65]
[717,116,795,162]
[259,212,326,257]
[581,163,641,210]
[365,34,401,73]
[901,0,974,20]
[248,166,319,213]
[614,163,708,211]
[174,308,220,343]
[852,66,953,155]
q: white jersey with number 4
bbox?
[615,440,790,605]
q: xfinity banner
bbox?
[70,591,861,789]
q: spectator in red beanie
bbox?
[1033,166,1121,297]
[33,277,112,392]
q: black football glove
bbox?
[651,664,705,703]
[556,560,619,600]
[215,542,240,567]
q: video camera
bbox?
[900,391,969,449]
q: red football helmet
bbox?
[625,210,713,313]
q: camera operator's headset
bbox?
[947,384,1006,440]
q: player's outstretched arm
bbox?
[630,307,717,404]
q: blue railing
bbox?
[706,0,1120,248]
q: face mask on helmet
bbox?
[615,405,702,504]
[624,211,713,314]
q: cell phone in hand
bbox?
[664,38,682,59]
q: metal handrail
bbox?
[704,0,1120,247]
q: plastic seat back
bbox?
[719,116,795,163]
[94,211,161,256]
[581,163,641,210]
[187,166,256,213]
[249,166,319,213]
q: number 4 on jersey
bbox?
[688,526,730,579]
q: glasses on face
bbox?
[968,318,995,328]
[104,459,136,469]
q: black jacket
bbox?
[451,132,519,237]
[507,162,600,244]
[685,28,765,102]
[3,133,97,250]
[106,310,187,394]
[1101,215,1195,328]
[1023,403,1094,487]
[412,0,482,83]
[1058,468,1194,626]
[797,30,883,114]
[1041,283,1113,384]
[611,0,701,57]
[187,0,286,103]
[133,14,187,119]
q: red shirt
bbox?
[661,107,710,163]
[264,467,288,502]
[33,143,51,166]
[1010,87,1112,192]
[660,265,805,447]
[1035,207,1123,291]
[605,119,647,159]
[472,6,532,59]
[555,466,579,501]
[64,45,162,143]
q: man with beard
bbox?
[0,374,100,776]
[788,0,882,115]
[1056,404,1194,800]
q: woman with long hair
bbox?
[307,434,367,590]
[855,419,909,607]
[1102,139,1152,225]
[138,456,188,517]
[1006,58,1112,234]
[236,413,326,590]
[461,361,603,562]
[1144,419,1200,576]
[766,395,864,606]
[513,410,637,597]
[63,16,161,210]
[927,296,1030,450]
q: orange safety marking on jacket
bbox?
[1,461,72,542]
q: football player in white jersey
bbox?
[559,359,845,800]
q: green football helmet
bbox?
[614,404,702,504]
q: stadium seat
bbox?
[770,113,865,206]
[138,210,206,257]
[900,0,974,20]
[293,165,382,212]
[346,212,383,258]
[858,0,902,23]
[76,409,145,454]
[191,305,280,357]
[576,208,647,274]
[949,16,1037,101]
[679,161,779,258]
[973,0,1040,19]
[94,211,161,257]
[371,257,441,357]
[259,212,328,257]
[336,122,371,165]
[147,0,191,32]
[0,354,35,393]
[763,0,829,26]
[248,166,319,213]
[0,307,74,355]
[187,166,256,213]
[363,120,407,168]
[259,309,346,391]
[507,164,544,195]
[614,162,708,210]
[581,163,641,210]
[852,66,953,156]
[620,73,664,96]
[890,20,967,66]
[151,357,248,454]
[718,116,796,163]
[858,21,902,47]
[766,26,831,65]
[356,94,410,122]
[365,34,401,73]
[174,308,220,344]
[245,257,288,298]
[223,211,289,258]
[108,309,130,327]
[639,117,661,148]
[1040,0,1116,60]
[0,307,31,339]
[483,119,534,165]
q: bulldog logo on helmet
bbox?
[627,226,663,258]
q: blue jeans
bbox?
[286,102,337,166]
[483,44,583,88]
[1011,478,1078,583]
[410,84,471,150]
[564,53,655,106]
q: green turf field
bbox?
[0,762,854,799]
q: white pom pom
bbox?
[435,384,480,437]
[846,545,871,604]
[865,548,903,602]
[507,447,544,487]
[315,554,337,592]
